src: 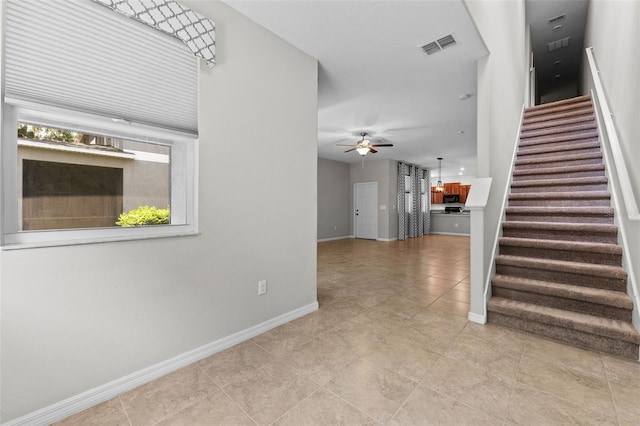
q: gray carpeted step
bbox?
[499,237,622,265]
[501,221,618,244]
[523,107,595,126]
[512,164,605,181]
[524,100,593,118]
[505,206,614,224]
[492,275,633,321]
[521,113,595,133]
[508,191,610,207]
[525,95,591,113]
[517,140,601,160]
[515,152,603,170]
[510,176,608,193]
[495,255,627,291]
[488,298,639,359]
[520,122,597,140]
[519,129,599,148]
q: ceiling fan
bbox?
[337,132,393,156]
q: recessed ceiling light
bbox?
[460,167,465,171]
[457,130,464,134]
[554,60,562,65]
[459,172,463,175]
[555,74,561,79]
[458,94,472,100]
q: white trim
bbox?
[429,232,470,236]
[3,302,319,426]
[468,311,487,324]
[317,236,351,242]
[376,237,398,242]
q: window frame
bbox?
[1,101,199,249]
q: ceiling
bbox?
[526,0,589,100]
[223,0,488,177]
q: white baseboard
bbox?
[376,237,397,242]
[429,232,471,236]
[468,311,487,324]
[317,235,351,242]
[4,302,319,426]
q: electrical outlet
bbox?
[258,279,267,295]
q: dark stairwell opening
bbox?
[526,0,589,105]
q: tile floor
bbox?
[57,235,640,425]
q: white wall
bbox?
[349,159,398,241]
[0,1,318,421]
[317,158,350,240]
[582,0,640,328]
[465,0,526,285]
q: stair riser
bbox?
[495,264,627,291]
[510,183,608,193]
[513,170,605,181]
[515,157,603,170]
[519,138,600,152]
[499,245,622,266]
[492,287,632,321]
[505,212,614,224]
[501,228,618,244]
[488,312,639,359]
[508,198,611,207]
[521,125,597,140]
[521,115,595,132]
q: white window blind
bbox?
[4,0,199,135]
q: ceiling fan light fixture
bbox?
[436,157,444,192]
[356,147,369,156]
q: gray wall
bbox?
[582,0,640,328]
[0,1,318,421]
[349,159,398,241]
[466,0,527,278]
[317,158,350,240]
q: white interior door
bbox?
[354,182,378,240]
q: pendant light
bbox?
[436,157,444,192]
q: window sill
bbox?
[2,226,199,250]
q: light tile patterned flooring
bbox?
[58,235,640,425]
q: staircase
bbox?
[487,95,640,360]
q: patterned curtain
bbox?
[397,163,408,240]
[93,0,216,66]
[424,169,431,234]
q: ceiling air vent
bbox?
[547,37,570,52]
[420,34,457,56]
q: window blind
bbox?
[4,0,199,135]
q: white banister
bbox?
[585,47,640,221]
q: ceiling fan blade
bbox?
[336,144,357,147]
[344,148,357,153]
[371,143,393,147]
[369,148,378,153]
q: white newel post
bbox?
[465,177,492,324]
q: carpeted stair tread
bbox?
[499,237,621,255]
[511,176,608,191]
[524,100,593,118]
[519,129,599,147]
[501,221,618,244]
[492,275,633,309]
[495,255,627,280]
[512,163,604,179]
[517,141,600,157]
[515,152,602,168]
[520,122,597,139]
[521,113,595,132]
[509,191,610,201]
[524,95,591,112]
[523,107,594,126]
[505,206,614,223]
[488,297,640,344]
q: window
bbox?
[2,0,199,248]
